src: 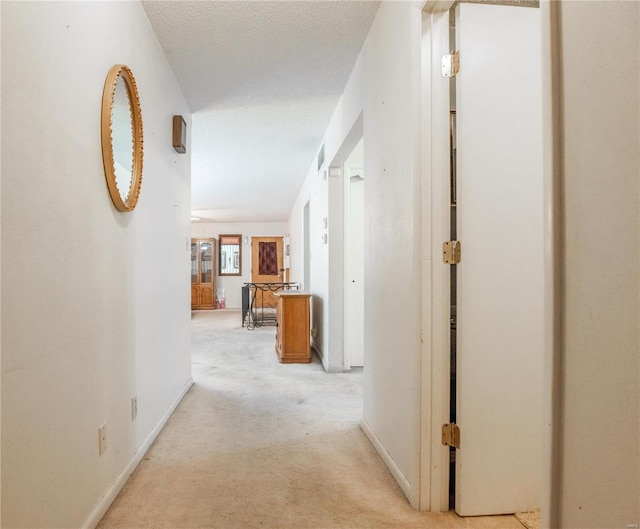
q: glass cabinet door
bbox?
[191,238,216,310]
[191,242,198,284]
[200,241,213,284]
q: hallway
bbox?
[97,310,523,529]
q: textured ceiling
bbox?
[142,1,380,222]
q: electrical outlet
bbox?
[311,327,317,338]
[131,396,138,420]
[98,424,107,455]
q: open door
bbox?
[453,2,543,516]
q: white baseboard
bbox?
[360,418,414,504]
[312,345,326,369]
[82,377,194,529]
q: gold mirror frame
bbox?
[101,64,144,212]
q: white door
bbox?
[347,172,365,367]
[455,3,543,516]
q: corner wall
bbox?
[1,2,192,527]
[288,1,424,505]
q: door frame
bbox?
[303,201,311,292]
[420,0,558,519]
[327,113,364,372]
[419,4,452,511]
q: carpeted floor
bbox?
[97,309,525,529]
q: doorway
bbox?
[303,201,311,292]
[423,0,548,517]
[326,114,365,373]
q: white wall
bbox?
[288,1,423,505]
[1,2,192,527]
[549,2,640,527]
[191,222,288,309]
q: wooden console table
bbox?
[275,291,311,364]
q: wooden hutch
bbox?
[191,238,216,309]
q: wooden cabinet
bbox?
[275,292,311,363]
[191,238,216,309]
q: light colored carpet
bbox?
[97,309,525,529]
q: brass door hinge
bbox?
[442,52,460,78]
[443,241,461,264]
[442,423,460,449]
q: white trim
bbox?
[423,0,456,15]
[422,2,454,514]
[343,160,352,372]
[419,7,434,512]
[360,419,413,502]
[82,378,194,529]
[312,344,330,373]
[540,1,559,527]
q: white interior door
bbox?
[347,172,364,367]
[455,3,543,516]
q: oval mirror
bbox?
[101,64,143,212]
